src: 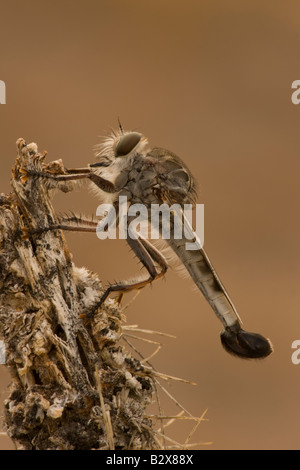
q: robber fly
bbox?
[26,125,273,359]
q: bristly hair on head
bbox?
[118,117,124,134]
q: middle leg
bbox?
[88,235,168,316]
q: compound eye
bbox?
[115,132,142,157]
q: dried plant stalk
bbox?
[0,139,155,450]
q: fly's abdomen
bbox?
[167,237,240,329]
[166,232,273,359]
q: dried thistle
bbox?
[0,139,209,450]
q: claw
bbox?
[86,307,99,319]
[80,307,99,320]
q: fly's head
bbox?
[91,126,150,172]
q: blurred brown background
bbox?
[0,0,300,450]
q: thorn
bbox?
[19,168,30,184]
[20,176,29,184]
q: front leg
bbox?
[89,173,116,193]
[21,166,117,194]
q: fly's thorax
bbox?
[122,154,159,205]
[122,152,194,206]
